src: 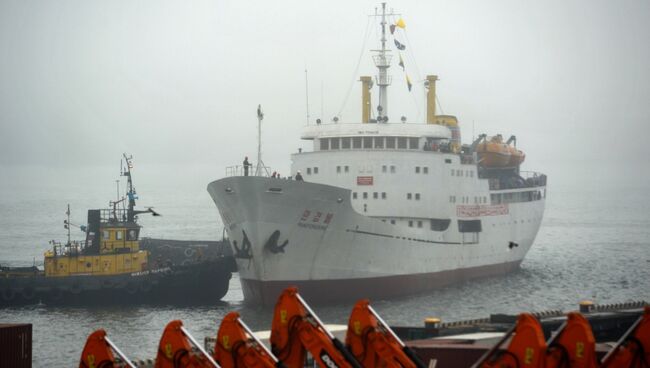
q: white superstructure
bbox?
[208,3,547,305]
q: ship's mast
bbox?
[122,153,137,222]
[372,3,393,122]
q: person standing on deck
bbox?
[243,156,251,176]
[295,170,304,181]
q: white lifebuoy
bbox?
[184,248,196,258]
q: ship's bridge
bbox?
[301,122,452,140]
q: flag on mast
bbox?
[406,75,412,91]
[257,104,264,120]
[399,53,405,70]
[394,39,406,50]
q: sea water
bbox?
[1,162,649,366]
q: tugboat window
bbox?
[102,230,110,240]
[127,229,138,241]
[116,231,123,240]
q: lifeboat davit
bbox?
[477,135,511,167]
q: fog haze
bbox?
[1,0,649,181]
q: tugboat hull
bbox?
[0,258,232,306]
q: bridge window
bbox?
[331,138,340,149]
[342,137,351,149]
[374,137,384,148]
[116,231,123,240]
[409,137,419,149]
[387,137,396,149]
[127,229,139,241]
[353,137,362,149]
[102,230,110,240]
[363,137,373,148]
[397,137,407,149]
[320,138,329,150]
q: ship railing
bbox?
[51,240,87,257]
[488,171,547,191]
[225,164,275,178]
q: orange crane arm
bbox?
[601,306,650,368]
[215,311,283,368]
[545,312,598,368]
[79,329,135,368]
[270,287,362,368]
[471,313,546,368]
[346,299,426,368]
[155,320,220,368]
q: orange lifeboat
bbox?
[477,135,511,167]
[507,145,526,166]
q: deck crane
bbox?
[79,329,136,368]
[345,299,426,368]
[269,287,363,368]
[600,306,650,368]
[155,320,220,368]
[214,311,285,368]
[471,313,547,368]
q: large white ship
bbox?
[208,4,547,305]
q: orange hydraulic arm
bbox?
[471,313,547,368]
[155,320,220,368]
[346,299,426,368]
[601,306,650,368]
[215,311,285,368]
[545,312,598,368]
[79,329,136,368]
[270,287,363,368]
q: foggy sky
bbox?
[1,0,649,177]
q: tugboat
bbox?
[0,154,232,306]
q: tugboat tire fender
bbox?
[184,247,196,258]
[140,282,152,293]
[125,282,138,295]
[21,287,35,300]
[1,288,15,301]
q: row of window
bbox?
[451,169,474,177]
[376,218,478,233]
[101,229,138,241]
[406,193,421,200]
[491,190,544,204]
[449,196,488,204]
[313,165,471,177]
[353,192,388,199]
[320,136,420,151]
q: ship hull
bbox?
[208,176,545,305]
[240,259,521,305]
[0,258,233,306]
